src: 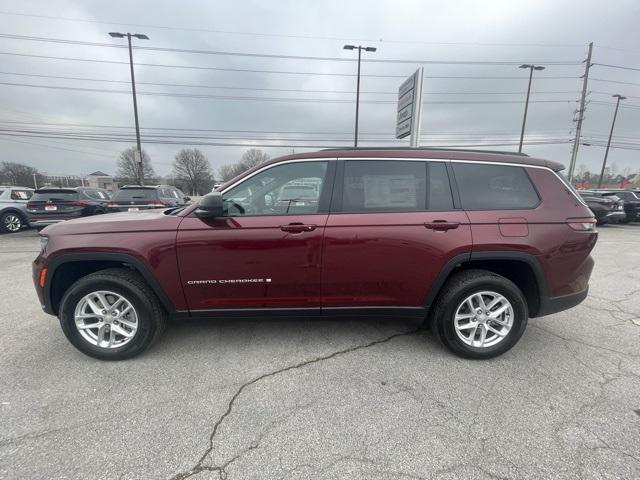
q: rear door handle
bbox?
[280,223,317,233]
[424,220,460,231]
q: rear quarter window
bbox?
[452,163,540,210]
[11,190,32,200]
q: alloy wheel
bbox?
[3,214,21,232]
[453,291,514,348]
[73,290,139,349]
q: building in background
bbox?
[86,171,117,192]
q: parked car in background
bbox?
[0,186,33,233]
[27,187,111,229]
[594,189,640,223]
[107,185,190,212]
[578,190,625,225]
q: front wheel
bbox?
[430,269,528,359]
[59,268,166,360]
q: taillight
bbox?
[147,200,165,206]
[567,218,597,231]
[107,201,118,207]
[27,201,35,209]
[70,201,88,207]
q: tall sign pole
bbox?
[568,42,593,182]
[396,67,424,147]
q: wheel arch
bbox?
[45,253,176,316]
[425,251,548,317]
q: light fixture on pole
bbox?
[597,94,626,188]
[518,64,545,153]
[343,45,377,147]
[109,32,149,185]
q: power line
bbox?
[0,33,584,65]
[0,120,576,137]
[0,11,586,48]
[0,80,581,105]
[590,78,640,87]
[592,63,640,72]
[0,70,580,96]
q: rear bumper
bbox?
[535,287,589,317]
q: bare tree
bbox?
[218,148,270,181]
[0,161,45,188]
[116,147,155,184]
[172,148,213,195]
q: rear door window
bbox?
[452,163,540,210]
[341,160,427,212]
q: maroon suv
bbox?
[32,148,597,360]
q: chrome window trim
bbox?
[220,158,335,194]
[221,156,587,208]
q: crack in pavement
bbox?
[168,328,421,480]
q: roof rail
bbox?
[320,147,529,157]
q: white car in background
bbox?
[0,186,34,233]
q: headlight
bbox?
[39,236,48,253]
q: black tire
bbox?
[59,268,167,360]
[429,269,528,359]
[0,211,24,233]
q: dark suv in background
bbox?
[577,190,625,225]
[107,185,190,212]
[27,187,111,228]
[594,189,640,223]
[33,148,596,361]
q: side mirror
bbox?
[184,196,191,202]
[196,192,223,218]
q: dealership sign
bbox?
[395,67,424,147]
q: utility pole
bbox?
[109,32,149,185]
[343,45,377,147]
[32,173,38,189]
[518,64,546,153]
[597,94,626,188]
[568,42,593,182]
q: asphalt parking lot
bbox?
[1,226,639,480]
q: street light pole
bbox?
[597,94,626,188]
[109,32,149,185]
[343,45,376,147]
[518,64,545,153]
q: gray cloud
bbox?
[0,0,638,179]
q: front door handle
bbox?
[280,223,317,233]
[424,220,460,231]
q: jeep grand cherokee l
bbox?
[32,148,597,361]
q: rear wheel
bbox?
[1,211,24,233]
[430,269,528,359]
[59,268,166,360]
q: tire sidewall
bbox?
[59,276,156,360]
[438,277,528,359]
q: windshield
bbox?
[31,190,78,201]
[113,189,158,201]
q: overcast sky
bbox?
[0,0,638,179]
